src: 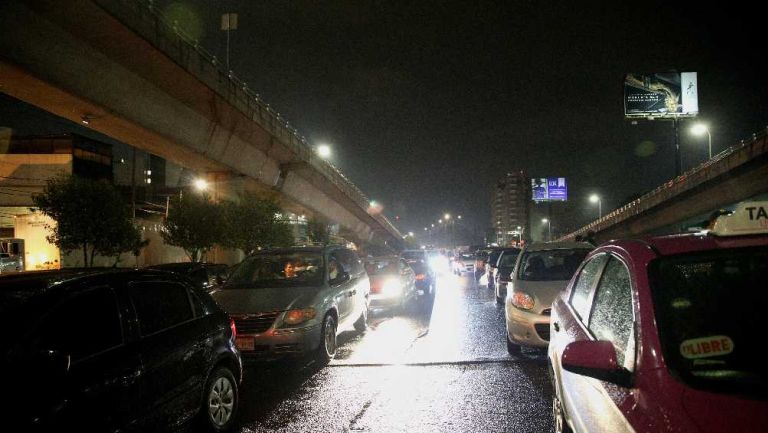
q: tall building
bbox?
[491,170,530,246]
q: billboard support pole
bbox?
[673,118,681,177]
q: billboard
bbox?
[624,72,698,118]
[532,177,567,202]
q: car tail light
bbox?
[415,274,426,280]
[370,281,381,294]
[229,317,237,339]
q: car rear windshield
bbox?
[649,246,768,396]
[498,250,520,268]
[401,251,425,262]
[225,252,323,288]
[517,249,590,281]
[365,259,398,275]
[488,251,503,266]
[408,262,429,275]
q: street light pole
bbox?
[590,194,602,219]
[691,123,713,160]
[542,218,551,241]
[443,213,455,251]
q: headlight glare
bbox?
[382,278,403,297]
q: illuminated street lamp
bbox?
[194,178,209,192]
[542,218,551,241]
[316,144,332,159]
[589,194,602,219]
[690,123,712,159]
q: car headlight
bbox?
[382,278,403,297]
[511,292,535,310]
[283,308,317,325]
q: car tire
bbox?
[354,307,368,332]
[553,394,573,433]
[200,366,238,432]
[506,334,522,356]
[316,313,337,364]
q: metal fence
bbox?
[94,0,401,238]
[561,127,768,240]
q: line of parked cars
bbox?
[498,201,768,433]
[0,243,437,431]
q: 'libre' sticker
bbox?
[680,336,734,359]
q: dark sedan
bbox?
[147,262,230,292]
[1,268,242,432]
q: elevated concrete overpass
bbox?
[0,0,403,248]
[560,130,768,244]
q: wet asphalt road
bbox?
[214,273,553,432]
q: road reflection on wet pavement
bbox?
[184,273,553,433]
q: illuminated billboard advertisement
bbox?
[532,177,567,202]
[624,72,698,117]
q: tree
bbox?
[162,192,223,262]
[306,216,330,245]
[97,220,150,267]
[221,194,294,254]
[32,174,145,266]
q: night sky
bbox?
[3,1,767,244]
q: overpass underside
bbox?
[0,0,402,248]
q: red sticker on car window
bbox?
[680,336,734,359]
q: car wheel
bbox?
[506,334,521,356]
[200,366,238,432]
[353,306,368,332]
[316,313,337,363]
[553,393,573,433]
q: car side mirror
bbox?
[561,340,632,387]
[331,271,350,285]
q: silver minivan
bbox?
[504,242,593,355]
[212,246,370,363]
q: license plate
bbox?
[235,336,255,351]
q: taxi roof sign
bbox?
[710,201,768,236]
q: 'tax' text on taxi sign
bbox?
[710,201,768,236]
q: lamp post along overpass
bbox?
[0,0,403,248]
[560,130,768,244]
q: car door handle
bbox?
[553,322,560,332]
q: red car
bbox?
[548,201,768,433]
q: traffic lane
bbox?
[403,273,514,363]
[183,272,553,432]
[231,273,551,432]
[235,360,553,432]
